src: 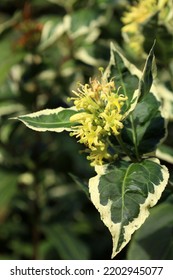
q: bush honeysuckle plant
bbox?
[14,43,169,258]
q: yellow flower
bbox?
[69,73,128,166]
[100,109,124,135]
[87,145,112,167]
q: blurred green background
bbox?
[0,0,173,260]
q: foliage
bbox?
[0,0,173,259]
[14,41,170,257]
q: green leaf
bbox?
[105,43,159,119]
[13,107,77,132]
[138,41,156,102]
[89,158,169,258]
[104,43,141,117]
[127,198,173,259]
[122,92,166,158]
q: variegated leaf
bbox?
[104,43,140,117]
[122,92,166,158]
[13,107,77,132]
[89,158,169,258]
[104,43,156,118]
[138,42,156,101]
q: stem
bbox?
[129,114,141,162]
[115,55,140,162]
[116,134,138,162]
[108,139,118,153]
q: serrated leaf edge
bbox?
[89,158,169,258]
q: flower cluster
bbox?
[69,74,127,166]
[121,0,170,56]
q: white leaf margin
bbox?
[103,43,158,119]
[12,106,77,132]
[88,158,169,258]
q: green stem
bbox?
[116,134,137,162]
[107,139,118,153]
[129,114,141,162]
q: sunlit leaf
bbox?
[122,92,166,159]
[13,107,77,132]
[104,43,140,115]
[105,43,157,118]
[89,158,169,258]
[138,41,156,101]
